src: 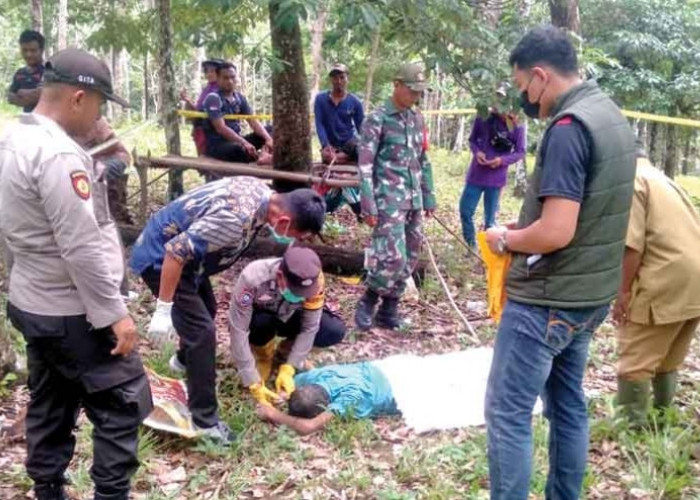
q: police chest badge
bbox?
[70,170,91,200]
[237,289,254,308]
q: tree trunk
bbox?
[30,0,44,33]
[57,0,68,50]
[548,0,581,33]
[648,121,659,166]
[512,120,529,197]
[308,3,329,107]
[156,0,182,198]
[143,52,150,120]
[364,28,381,110]
[269,0,312,191]
[121,49,131,121]
[664,124,678,179]
[452,115,466,152]
[111,47,122,121]
[681,129,693,175]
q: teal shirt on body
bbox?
[294,362,397,418]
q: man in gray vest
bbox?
[482,26,635,500]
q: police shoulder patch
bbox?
[555,116,573,126]
[237,289,254,308]
[70,170,91,200]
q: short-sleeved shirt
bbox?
[294,362,398,418]
[130,176,271,280]
[9,64,44,112]
[229,258,325,386]
[537,116,591,202]
[626,159,700,325]
[202,90,252,148]
[0,113,127,328]
[314,91,364,148]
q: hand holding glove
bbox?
[275,363,296,396]
[147,299,177,346]
[249,382,282,407]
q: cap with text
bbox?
[44,47,129,107]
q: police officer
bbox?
[354,63,436,331]
[229,247,346,405]
[131,177,326,444]
[0,48,152,500]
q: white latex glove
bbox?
[147,299,177,346]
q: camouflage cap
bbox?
[394,63,430,92]
[329,63,348,76]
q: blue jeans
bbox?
[485,300,610,500]
[459,183,501,247]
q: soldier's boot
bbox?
[354,289,379,331]
[652,371,678,409]
[616,378,650,427]
[374,297,408,330]
[251,340,276,382]
[34,481,67,500]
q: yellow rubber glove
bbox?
[476,230,512,324]
[275,363,296,396]
[249,382,281,407]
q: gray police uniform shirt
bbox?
[0,113,127,328]
[229,257,325,387]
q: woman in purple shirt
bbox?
[460,108,526,247]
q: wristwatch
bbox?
[496,230,508,254]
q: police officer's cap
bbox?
[281,247,322,299]
[44,48,129,107]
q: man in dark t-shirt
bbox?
[7,30,45,113]
[202,62,274,167]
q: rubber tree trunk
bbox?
[548,0,581,33]
[156,0,182,198]
[364,28,381,110]
[143,52,150,120]
[664,124,678,179]
[512,120,529,198]
[308,2,329,108]
[31,0,44,33]
[57,0,68,50]
[269,0,312,192]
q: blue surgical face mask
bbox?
[267,222,295,245]
[281,287,305,304]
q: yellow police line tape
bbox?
[177,108,700,129]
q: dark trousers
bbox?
[7,303,152,500]
[207,128,272,164]
[248,308,346,347]
[141,266,219,428]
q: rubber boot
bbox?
[34,482,67,500]
[616,378,650,426]
[374,297,407,330]
[652,371,678,409]
[251,340,276,382]
[354,289,379,331]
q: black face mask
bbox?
[519,90,540,119]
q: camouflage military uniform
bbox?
[359,98,436,298]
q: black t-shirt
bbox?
[202,90,252,147]
[538,116,592,203]
[9,64,44,112]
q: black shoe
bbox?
[354,289,379,331]
[34,482,67,500]
[374,297,408,330]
